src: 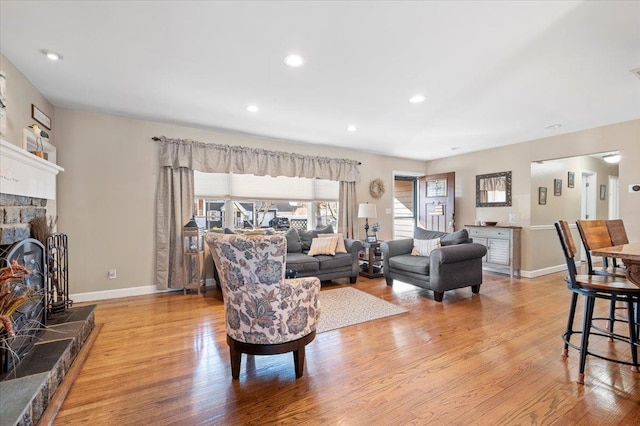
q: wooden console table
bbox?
[466,225,521,278]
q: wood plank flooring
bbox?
[53,272,640,425]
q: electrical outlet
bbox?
[629,184,640,193]
[108,269,117,279]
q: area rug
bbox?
[316,287,409,333]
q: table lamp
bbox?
[357,203,377,238]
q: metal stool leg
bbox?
[578,294,595,384]
[563,292,578,357]
[628,296,639,373]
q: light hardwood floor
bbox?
[54,272,640,425]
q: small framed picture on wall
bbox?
[554,179,562,196]
[538,187,547,205]
[600,184,607,200]
[567,172,575,188]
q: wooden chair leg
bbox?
[293,343,306,378]
[229,342,242,380]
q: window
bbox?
[194,172,339,231]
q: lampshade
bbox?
[358,203,377,218]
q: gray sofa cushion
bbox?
[388,254,430,275]
[285,252,319,272]
[285,228,302,253]
[414,226,447,241]
[299,230,318,251]
[316,253,353,270]
[316,224,334,234]
[441,229,470,246]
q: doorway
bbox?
[393,176,417,239]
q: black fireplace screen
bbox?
[0,238,47,375]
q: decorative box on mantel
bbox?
[0,138,63,200]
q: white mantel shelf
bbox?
[0,139,64,200]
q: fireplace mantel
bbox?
[0,139,64,200]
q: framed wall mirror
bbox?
[476,171,512,207]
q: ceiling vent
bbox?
[631,68,640,80]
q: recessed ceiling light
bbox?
[546,124,562,129]
[408,94,426,103]
[246,105,259,113]
[284,54,305,67]
[41,49,62,61]
[347,125,357,132]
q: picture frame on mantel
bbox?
[31,104,51,130]
[538,187,547,205]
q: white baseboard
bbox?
[71,280,219,303]
[520,261,578,278]
[71,285,162,303]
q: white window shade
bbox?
[194,171,230,198]
[314,178,339,201]
[194,172,338,201]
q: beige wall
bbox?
[0,53,55,148]
[425,119,640,274]
[4,52,639,293]
[54,109,425,295]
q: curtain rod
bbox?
[151,136,362,165]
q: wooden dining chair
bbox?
[576,219,625,277]
[606,219,629,267]
[555,220,640,384]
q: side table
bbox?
[359,241,384,278]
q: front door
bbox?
[419,172,455,232]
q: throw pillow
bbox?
[411,238,441,256]
[316,224,335,234]
[285,228,302,253]
[317,232,347,253]
[414,226,444,240]
[308,236,339,256]
[441,229,469,246]
[223,228,237,234]
[299,230,319,252]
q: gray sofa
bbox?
[381,227,487,302]
[284,226,362,283]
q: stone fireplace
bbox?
[0,139,94,425]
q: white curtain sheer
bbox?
[155,136,360,289]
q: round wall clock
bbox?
[369,178,385,199]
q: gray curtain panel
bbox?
[156,166,194,290]
[338,181,357,239]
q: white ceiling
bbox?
[1,1,639,161]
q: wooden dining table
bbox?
[591,242,640,287]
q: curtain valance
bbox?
[156,136,361,182]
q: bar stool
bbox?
[555,220,639,384]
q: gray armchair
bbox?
[381,228,487,302]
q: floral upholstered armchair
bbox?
[205,232,321,379]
